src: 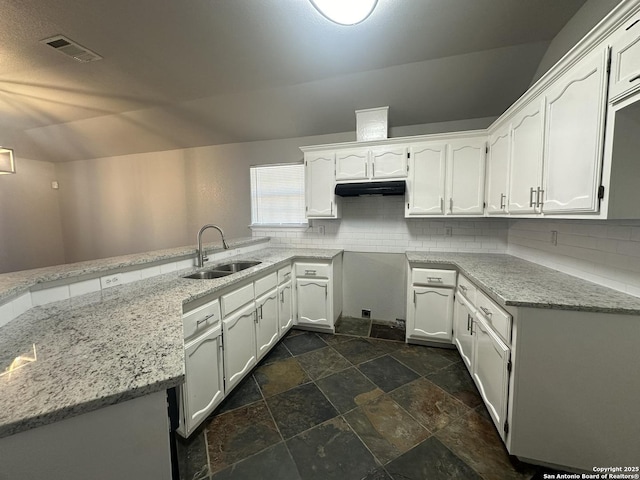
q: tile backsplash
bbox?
[508,219,640,297]
[254,196,508,254]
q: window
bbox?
[250,163,306,226]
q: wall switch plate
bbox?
[318,225,325,235]
[100,274,122,289]
[361,309,371,319]
[445,227,452,237]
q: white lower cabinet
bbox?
[179,326,224,437]
[407,286,454,342]
[255,287,279,361]
[296,278,330,328]
[472,314,511,439]
[278,280,293,334]
[452,293,474,369]
[222,301,257,392]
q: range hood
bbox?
[335,180,406,197]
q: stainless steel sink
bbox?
[182,261,261,280]
[183,270,231,280]
[214,261,261,272]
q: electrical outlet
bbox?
[551,230,558,246]
[100,274,122,289]
[361,309,371,319]
[445,227,452,237]
[318,225,325,235]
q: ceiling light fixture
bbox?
[310,0,378,26]
[0,147,16,175]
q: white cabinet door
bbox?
[447,139,486,215]
[407,286,454,342]
[472,315,510,439]
[305,152,337,218]
[223,302,257,392]
[453,294,474,371]
[509,98,545,214]
[278,280,293,335]
[486,128,510,215]
[370,145,408,179]
[609,12,640,101]
[543,47,608,214]
[256,288,279,361]
[335,149,369,181]
[405,143,447,216]
[296,278,330,328]
[181,327,224,437]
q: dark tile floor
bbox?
[176,321,556,480]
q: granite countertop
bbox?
[0,246,342,439]
[406,252,640,315]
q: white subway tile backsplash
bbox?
[0,301,13,327]
[32,285,70,306]
[69,278,101,297]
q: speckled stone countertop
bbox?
[0,246,342,439]
[0,237,267,304]
[406,252,640,315]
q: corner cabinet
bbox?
[304,151,339,219]
[294,254,343,333]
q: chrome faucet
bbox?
[197,224,229,267]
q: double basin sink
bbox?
[183,261,261,280]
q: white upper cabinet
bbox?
[370,145,408,179]
[335,145,407,181]
[446,138,486,215]
[542,47,609,214]
[508,98,546,214]
[335,149,369,181]
[405,142,447,216]
[609,11,640,101]
[305,151,339,219]
[485,127,511,215]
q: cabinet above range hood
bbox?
[334,180,406,197]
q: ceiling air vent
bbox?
[41,35,102,63]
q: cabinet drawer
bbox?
[183,299,221,340]
[221,283,255,317]
[295,262,330,278]
[457,274,477,304]
[411,268,457,287]
[476,290,511,344]
[278,264,292,285]
[255,272,277,297]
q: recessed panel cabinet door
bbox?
[472,315,510,439]
[305,152,337,218]
[296,279,330,328]
[453,295,474,370]
[278,281,293,334]
[182,327,224,437]
[408,286,454,341]
[370,146,408,178]
[509,98,545,214]
[486,129,510,215]
[405,143,446,216]
[543,47,608,214]
[447,140,486,215]
[256,289,279,361]
[335,149,369,181]
[223,302,257,392]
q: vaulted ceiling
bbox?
[0,0,587,162]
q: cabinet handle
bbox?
[529,187,536,208]
[449,198,453,213]
[427,277,443,283]
[440,197,444,213]
[196,313,215,326]
[330,201,333,214]
[467,313,471,331]
[626,19,640,30]
[254,310,259,324]
[470,319,474,335]
[500,193,506,210]
[365,163,368,177]
[413,291,416,304]
[324,284,328,299]
[280,290,284,303]
[479,306,493,317]
[536,187,544,207]
[372,162,375,177]
[259,305,263,319]
[305,270,317,275]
